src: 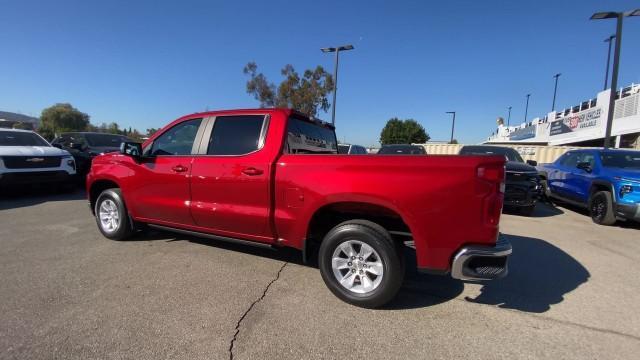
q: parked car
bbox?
[377,144,426,154]
[538,149,640,225]
[51,132,134,176]
[459,145,540,216]
[338,143,368,154]
[0,128,76,189]
[87,108,509,308]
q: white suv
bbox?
[0,128,76,188]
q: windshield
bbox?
[337,145,350,154]
[286,117,337,154]
[0,131,50,146]
[460,146,524,162]
[85,133,128,147]
[378,145,426,154]
[600,151,640,170]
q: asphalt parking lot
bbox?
[1,189,639,360]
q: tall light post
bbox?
[507,106,512,127]
[552,73,561,111]
[321,44,354,126]
[524,94,531,122]
[603,35,616,90]
[590,9,640,149]
[446,111,456,143]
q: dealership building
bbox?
[485,83,640,149]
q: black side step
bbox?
[147,224,275,250]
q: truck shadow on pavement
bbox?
[503,202,564,218]
[464,233,590,313]
[136,230,465,310]
[0,187,86,211]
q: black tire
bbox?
[520,204,536,216]
[589,191,617,226]
[94,188,134,240]
[318,220,404,308]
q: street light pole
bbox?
[603,35,616,90]
[507,106,512,127]
[446,111,456,143]
[590,9,640,149]
[552,73,561,111]
[321,44,354,126]
[524,94,531,122]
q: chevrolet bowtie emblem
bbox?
[26,157,45,162]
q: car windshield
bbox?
[0,131,50,146]
[378,145,425,154]
[337,145,350,154]
[85,133,128,147]
[460,146,524,162]
[600,151,640,170]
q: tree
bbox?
[146,128,159,137]
[243,62,334,117]
[449,139,459,144]
[379,118,430,145]
[39,103,90,139]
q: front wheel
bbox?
[589,191,617,226]
[318,220,404,308]
[95,188,134,240]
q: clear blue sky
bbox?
[1,0,639,146]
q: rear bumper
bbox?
[451,235,512,281]
[616,203,640,221]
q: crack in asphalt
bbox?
[228,262,288,360]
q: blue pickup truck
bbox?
[537,149,640,225]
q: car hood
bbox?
[605,168,640,182]
[506,161,537,172]
[0,146,71,157]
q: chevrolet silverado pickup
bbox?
[87,108,510,308]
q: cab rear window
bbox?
[286,117,337,154]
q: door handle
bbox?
[242,167,263,176]
[172,165,188,173]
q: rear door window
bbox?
[207,115,266,155]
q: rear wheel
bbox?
[95,188,134,240]
[589,191,616,226]
[318,220,404,308]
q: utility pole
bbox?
[446,111,456,143]
[552,73,561,111]
[321,45,354,126]
[524,94,531,122]
[590,9,640,148]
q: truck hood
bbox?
[506,161,537,173]
[0,146,71,157]
[606,168,640,182]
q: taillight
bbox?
[477,164,505,226]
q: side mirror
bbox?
[52,143,62,149]
[576,161,592,173]
[120,142,142,158]
[526,160,538,166]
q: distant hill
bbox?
[0,111,39,125]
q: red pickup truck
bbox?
[87,108,510,308]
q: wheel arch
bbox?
[590,180,616,203]
[89,179,121,215]
[302,201,411,264]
